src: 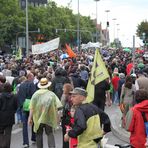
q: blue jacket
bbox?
[17,80,36,108]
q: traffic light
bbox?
[107,21,109,27]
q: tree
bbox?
[136,20,148,44]
[0,0,24,50]
[0,0,97,52]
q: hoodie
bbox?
[125,100,148,148]
[0,93,17,126]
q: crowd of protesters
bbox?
[0,45,148,148]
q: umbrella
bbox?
[123,48,131,52]
[60,53,69,60]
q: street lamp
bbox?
[117,29,120,39]
[26,0,29,57]
[112,18,117,41]
[77,0,80,51]
[94,0,100,42]
[116,24,120,39]
[105,10,110,45]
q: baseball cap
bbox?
[70,87,87,97]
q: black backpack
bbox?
[54,82,63,99]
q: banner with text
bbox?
[32,37,60,55]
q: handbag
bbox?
[23,98,31,112]
[119,103,125,113]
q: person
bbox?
[0,75,6,92]
[118,73,125,101]
[65,106,78,148]
[111,68,120,105]
[79,65,88,83]
[17,72,36,147]
[51,67,70,100]
[28,78,60,148]
[0,82,17,148]
[64,87,111,148]
[120,75,136,127]
[125,89,148,148]
[61,83,73,148]
[93,78,111,111]
[135,70,148,92]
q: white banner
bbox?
[32,37,60,55]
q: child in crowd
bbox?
[65,106,78,148]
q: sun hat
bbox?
[37,78,51,89]
[70,87,87,97]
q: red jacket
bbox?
[125,100,148,148]
[111,76,120,91]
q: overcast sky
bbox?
[53,0,148,47]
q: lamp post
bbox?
[94,0,100,42]
[112,18,117,41]
[77,0,80,51]
[26,0,29,57]
[105,10,110,45]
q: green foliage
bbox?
[0,0,24,48]
[0,0,96,50]
[136,20,148,43]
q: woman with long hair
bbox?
[120,75,136,127]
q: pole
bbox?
[16,33,18,50]
[77,0,80,51]
[26,0,29,57]
[105,10,110,46]
[112,18,116,41]
[133,35,135,73]
[95,0,98,42]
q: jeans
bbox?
[16,108,22,123]
[36,124,55,148]
[22,111,36,145]
[112,90,119,104]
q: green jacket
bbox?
[30,89,60,132]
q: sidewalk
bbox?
[105,104,130,143]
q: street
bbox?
[11,127,126,148]
[11,105,128,148]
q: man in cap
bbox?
[64,87,111,148]
[28,78,61,148]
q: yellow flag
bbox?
[86,49,109,103]
[15,47,22,60]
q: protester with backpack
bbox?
[17,72,36,147]
[51,67,70,100]
[64,87,111,148]
[125,89,148,148]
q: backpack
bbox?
[55,82,63,99]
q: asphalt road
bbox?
[11,125,127,148]
[10,105,128,148]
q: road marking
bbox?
[12,128,22,134]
